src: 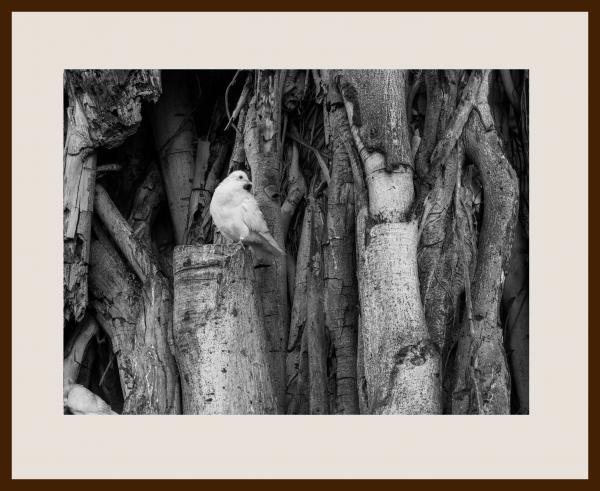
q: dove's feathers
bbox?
[210,171,285,257]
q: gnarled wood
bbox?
[451,71,519,415]
[91,184,180,415]
[63,69,162,323]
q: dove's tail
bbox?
[258,232,286,256]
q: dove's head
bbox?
[226,170,253,192]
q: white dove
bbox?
[210,170,285,258]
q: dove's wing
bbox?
[241,197,285,256]
[241,197,270,234]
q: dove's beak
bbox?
[243,183,252,192]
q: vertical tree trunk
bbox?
[172,245,278,414]
[151,70,196,244]
[306,197,328,414]
[324,100,359,414]
[451,71,519,414]
[244,70,289,411]
[340,70,442,414]
[285,201,312,414]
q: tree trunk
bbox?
[150,70,196,244]
[172,245,278,414]
[451,71,519,415]
[324,98,359,414]
[339,70,442,414]
[90,185,180,414]
[243,70,289,410]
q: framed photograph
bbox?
[9,6,589,480]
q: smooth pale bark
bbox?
[340,70,441,414]
[151,71,196,244]
[244,70,288,411]
[91,185,181,414]
[63,70,161,323]
[172,245,278,414]
[452,71,519,415]
[324,104,359,414]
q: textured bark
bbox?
[417,71,482,353]
[151,70,196,244]
[128,161,164,246]
[91,186,180,415]
[451,71,519,415]
[285,203,312,414]
[341,70,441,414]
[172,245,278,414]
[63,91,96,323]
[66,70,162,149]
[324,104,359,414]
[306,198,328,414]
[63,70,161,323]
[244,70,288,410]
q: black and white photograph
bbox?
[62,69,529,416]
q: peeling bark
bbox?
[173,245,278,414]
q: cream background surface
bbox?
[12,12,588,478]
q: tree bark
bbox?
[172,245,278,414]
[90,185,180,414]
[243,70,289,411]
[324,100,359,414]
[63,70,161,323]
[451,71,519,415]
[340,70,441,414]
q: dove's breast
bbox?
[210,189,249,242]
